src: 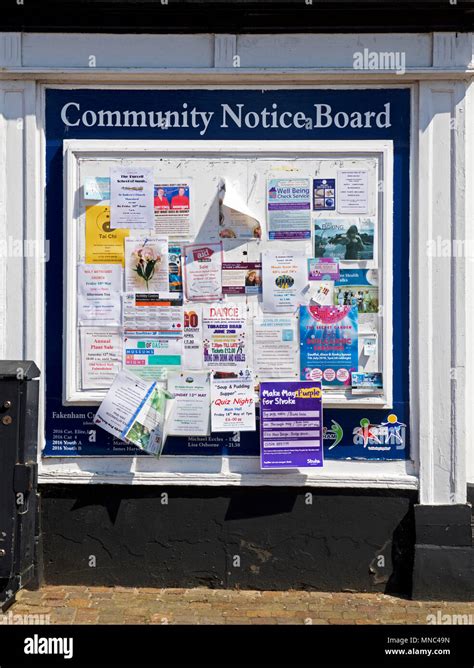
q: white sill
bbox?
[38,456,418,489]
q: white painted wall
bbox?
[0,31,471,497]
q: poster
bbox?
[260,381,323,469]
[183,305,203,369]
[77,264,122,325]
[110,167,154,229]
[184,242,223,301]
[80,328,122,390]
[253,316,299,379]
[313,218,375,261]
[123,293,183,329]
[218,181,262,239]
[222,262,262,295]
[154,182,191,237]
[337,170,369,214]
[211,374,256,432]
[123,330,183,380]
[262,250,308,313]
[300,304,358,387]
[308,257,340,281]
[125,237,169,293]
[313,178,335,211]
[267,178,311,240]
[202,303,247,371]
[167,371,211,436]
[334,269,379,313]
[85,205,129,265]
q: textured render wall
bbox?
[41,486,416,594]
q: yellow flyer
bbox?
[85,205,129,265]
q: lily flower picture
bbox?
[131,242,160,290]
[125,236,169,293]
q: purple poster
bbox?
[260,381,323,469]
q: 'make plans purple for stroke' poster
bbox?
[260,381,323,469]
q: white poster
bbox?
[110,167,154,229]
[183,304,203,370]
[262,250,308,313]
[184,242,223,301]
[210,374,256,432]
[202,303,247,371]
[77,264,122,325]
[167,371,211,436]
[154,181,192,238]
[218,181,262,240]
[125,237,169,293]
[337,170,369,214]
[80,328,122,390]
[253,316,299,379]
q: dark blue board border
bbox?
[44,86,411,460]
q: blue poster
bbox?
[300,305,358,387]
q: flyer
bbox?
[167,371,211,436]
[168,245,183,294]
[123,293,183,330]
[80,328,122,390]
[262,250,308,313]
[299,304,358,387]
[313,178,335,211]
[222,262,262,295]
[94,370,165,447]
[202,303,247,371]
[308,257,340,281]
[307,280,334,306]
[110,167,154,230]
[210,374,256,432]
[84,176,110,201]
[125,237,169,293]
[218,181,262,239]
[184,242,223,301]
[123,330,183,380]
[154,182,191,237]
[260,381,323,469]
[334,269,379,313]
[85,205,129,265]
[351,371,383,394]
[253,316,299,379]
[267,178,311,240]
[77,264,122,325]
[313,218,375,261]
[183,305,203,369]
[337,170,369,214]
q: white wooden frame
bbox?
[63,139,393,410]
[3,70,438,490]
[0,31,470,496]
